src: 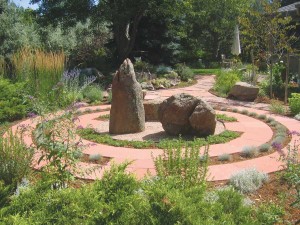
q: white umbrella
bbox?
[231,25,241,55]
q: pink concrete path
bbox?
[8,75,300,181]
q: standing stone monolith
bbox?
[109,58,145,134]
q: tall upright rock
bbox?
[109,59,145,134]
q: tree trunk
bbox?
[270,62,273,98]
[113,12,144,63]
[284,53,290,104]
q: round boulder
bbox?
[158,93,216,136]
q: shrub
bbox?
[154,142,208,187]
[0,129,34,187]
[259,143,271,153]
[256,202,285,225]
[163,71,179,79]
[229,168,269,193]
[0,79,29,122]
[249,112,258,117]
[218,153,232,162]
[269,100,286,115]
[241,146,258,158]
[232,108,239,113]
[258,114,267,120]
[266,117,275,123]
[281,134,300,212]
[288,93,300,115]
[156,65,173,76]
[60,69,96,107]
[175,64,194,81]
[83,85,103,103]
[213,70,240,95]
[151,78,171,89]
[241,109,249,115]
[89,154,102,161]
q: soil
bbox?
[209,172,300,224]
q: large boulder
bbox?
[228,82,259,101]
[109,59,145,134]
[158,93,216,136]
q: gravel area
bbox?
[95,121,225,142]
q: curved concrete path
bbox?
[9,75,300,181]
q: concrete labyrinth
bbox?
[9,76,300,181]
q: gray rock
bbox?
[109,59,145,134]
[228,82,259,101]
[158,93,216,136]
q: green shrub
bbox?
[229,168,268,193]
[0,129,34,187]
[213,70,240,95]
[258,114,267,120]
[156,65,172,76]
[241,109,249,115]
[269,100,286,115]
[154,142,208,187]
[266,117,275,123]
[288,93,300,115]
[0,181,13,208]
[83,85,103,103]
[175,64,194,81]
[249,112,258,117]
[0,79,29,122]
[281,134,300,211]
[256,202,285,225]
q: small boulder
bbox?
[228,82,259,101]
[109,59,145,134]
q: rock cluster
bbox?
[158,93,216,136]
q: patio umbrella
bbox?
[231,25,241,55]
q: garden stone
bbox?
[158,93,216,136]
[144,98,163,121]
[189,100,216,136]
[158,93,198,135]
[228,82,259,101]
[109,59,145,134]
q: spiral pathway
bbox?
[10,75,300,181]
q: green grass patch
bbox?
[96,114,110,120]
[216,114,237,122]
[78,128,241,149]
[192,68,221,75]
